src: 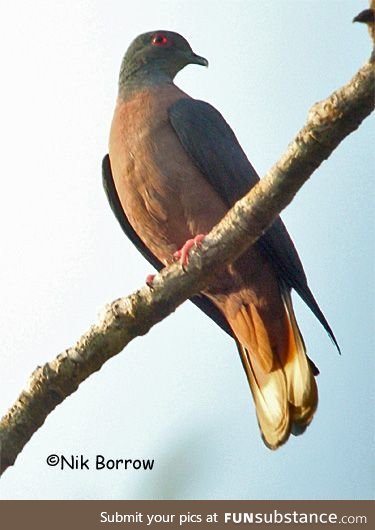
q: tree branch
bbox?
[0,59,373,476]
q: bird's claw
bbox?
[146,274,156,287]
[173,234,205,267]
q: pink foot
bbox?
[145,274,155,287]
[173,234,205,267]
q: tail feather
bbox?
[239,342,291,448]
[282,290,318,432]
[230,290,318,449]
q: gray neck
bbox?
[118,60,175,98]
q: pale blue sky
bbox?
[0,0,373,500]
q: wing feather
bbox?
[169,99,339,351]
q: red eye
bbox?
[151,34,169,47]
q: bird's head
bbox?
[119,30,208,93]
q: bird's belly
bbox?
[110,129,228,264]
[111,148,228,265]
[119,166,182,264]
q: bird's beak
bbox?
[190,52,209,67]
[353,9,374,24]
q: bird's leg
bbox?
[173,234,205,267]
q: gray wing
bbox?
[169,98,339,351]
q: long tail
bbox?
[230,289,318,449]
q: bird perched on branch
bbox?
[103,30,339,449]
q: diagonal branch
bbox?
[0,59,373,476]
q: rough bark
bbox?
[0,58,374,476]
